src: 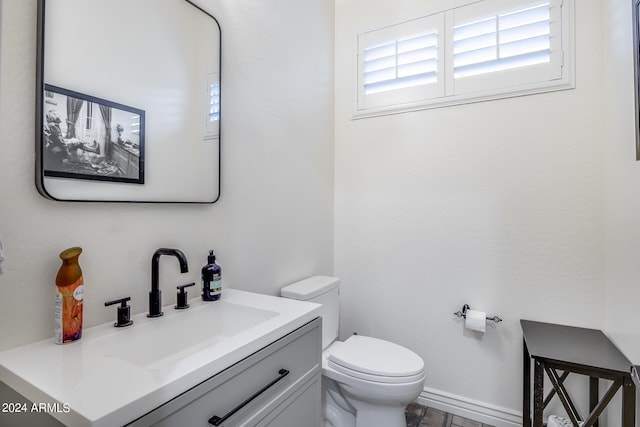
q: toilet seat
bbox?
[327,335,424,384]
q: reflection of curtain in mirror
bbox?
[65,98,83,138]
[99,105,112,157]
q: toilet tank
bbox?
[281,276,339,350]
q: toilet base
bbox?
[351,400,407,427]
[323,378,355,427]
[322,375,419,427]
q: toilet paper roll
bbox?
[465,309,486,333]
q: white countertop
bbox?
[0,289,320,426]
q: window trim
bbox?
[353,0,574,119]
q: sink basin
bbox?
[97,301,278,370]
[0,289,320,427]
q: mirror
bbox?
[36,0,221,202]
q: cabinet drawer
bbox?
[128,317,321,427]
[256,375,321,427]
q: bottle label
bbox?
[54,292,63,344]
[55,277,83,344]
[202,271,222,301]
[73,285,84,301]
[211,278,222,296]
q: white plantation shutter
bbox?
[209,81,220,122]
[363,32,438,95]
[451,0,565,97]
[205,72,220,139]
[355,0,572,117]
[357,14,445,111]
[453,4,551,78]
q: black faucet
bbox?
[149,248,189,317]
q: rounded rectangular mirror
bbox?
[36,0,221,203]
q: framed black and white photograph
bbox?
[42,85,145,184]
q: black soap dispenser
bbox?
[202,250,222,301]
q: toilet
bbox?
[281,276,426,427]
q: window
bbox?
[131,116,140,135]
[209,81,220,122]
[205,72,220,140]
[453,4,552,79]
[363,32,439,95]
[355,0,573,117]
[358,14,444,111]
[85,102,93,131]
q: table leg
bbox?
[523,339,531,427]
[622,375,636,427]
[534,359,544,427]
[589,377,598,427]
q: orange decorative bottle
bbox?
[55,247,84,344]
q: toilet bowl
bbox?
[281,276,426,427]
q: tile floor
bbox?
[405,403,494,427]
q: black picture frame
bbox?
[42,84,145,184]
[634,0,640,160]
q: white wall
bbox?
[334,0,606,422]
[0,0,334,351]
[4,0,640,423]
[603,0,640,423]
[603,0,640,365]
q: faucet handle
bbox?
[175,282,196,310]
[104,297,134,327]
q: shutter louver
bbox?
[453,3,551,79]
[363,32,438,95]
[209,81,220,122]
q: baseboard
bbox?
[417,387,522,427]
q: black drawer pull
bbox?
[208,368,290,425]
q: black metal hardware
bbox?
[148,248,189,318]
[104,296,133,327]
[453,304,502,323]
[208,369,290,425]
[175,282,195,309]
[453,304,471,318]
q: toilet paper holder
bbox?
[454,304,502,323]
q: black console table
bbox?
[521,320,636,427]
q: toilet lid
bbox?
[327,335,424,381]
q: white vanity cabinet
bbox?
[0,290,321,426]
[127,317,321,427]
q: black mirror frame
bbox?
[35,0,222,203]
